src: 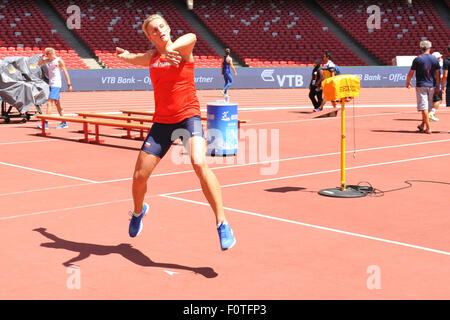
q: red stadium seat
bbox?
[315,0,449,65]
[191,0,367,66]
[0,1,88,69]
[47,0,220,69]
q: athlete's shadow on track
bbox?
[33,227,218,278]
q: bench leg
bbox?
[121,128,136,139]
[90,124,105,144]
[121,119,136,139]
[36,118,51,136]
[77,116,92,134]
[79,122,94,142]
[138,121,145,140]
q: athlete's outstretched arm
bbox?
[116,48,154,66]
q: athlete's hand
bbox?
[116,47,129,58]
[164,47,182,67]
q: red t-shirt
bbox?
[149,52,201,123]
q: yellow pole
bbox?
[340,98,346,191]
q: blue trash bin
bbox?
[206,101,238,156]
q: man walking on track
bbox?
[309,59,324,112]
[37,47,72,129]
[406,40,441,134]
[116,14,236,250]
[317,51,337,111]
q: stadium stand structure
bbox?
[315,0,450,65]
[0,0,88,69]
[191,0,368,67]
[48,0,221,69]
[1,0,449,69]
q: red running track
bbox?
[0,88,449,299]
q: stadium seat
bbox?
[0,1,88,69]
[192,0,367,66]
[48,0,220,69]
[315,0,449,65]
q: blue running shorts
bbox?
[48,86,61,100]
[141,116,204,158]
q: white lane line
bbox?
[99,139,450,184]
[199,105,418,112]
[244,111,413,126]
[0,133,133,146]
[2,180,447,256]
[1,139,449,195]
[0,161,99,183]
[0,198,133,221]
[0,182,92,197]
[160,153,450,197]
[0,139,58,146]
[161,194,450,256]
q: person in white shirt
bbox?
[38,47,72,129]
[317,51,338,110]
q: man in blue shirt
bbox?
[406,40,441,134]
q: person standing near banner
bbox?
[442,45,450,107]
[221,48,237,99]
[406,40,440,134]
[428,51,443,121]
[37,47,72,129]
[309,59,324,112]
[317,51,337,110]
[116,14,236,250]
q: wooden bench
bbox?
[36,114,152,144]
[36,111,250,145]
[119,109,249,128]
[76,112,154,139]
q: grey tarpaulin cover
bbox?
[0,54,49,114]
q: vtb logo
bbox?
[261,69,304,88]
[261,69,275,82]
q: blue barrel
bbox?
[206,101,238,156]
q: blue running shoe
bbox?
[129,203,149,237]
[56,121,68,129]
[217,222,236,250]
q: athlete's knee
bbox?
[191,160,209,176]
[133,169,150,184]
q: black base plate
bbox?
[318,185,368,198]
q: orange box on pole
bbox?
[322,74,360,101]
[321,74,361,193]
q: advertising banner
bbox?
[63,66,414,91]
